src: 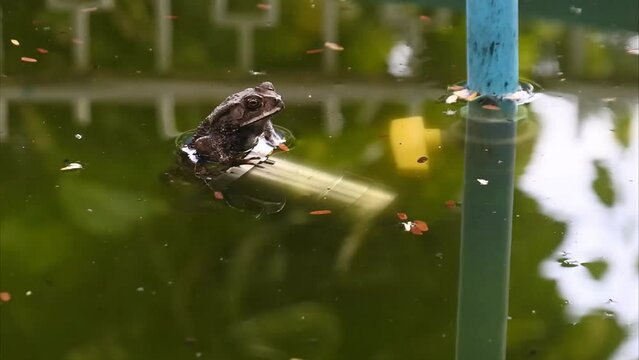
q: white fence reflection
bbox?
[0,79,443,142]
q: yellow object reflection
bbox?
[389,116,441,172]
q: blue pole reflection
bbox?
[455,100,517,360]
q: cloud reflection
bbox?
[520,93,638,360]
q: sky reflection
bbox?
[520,93,638,360]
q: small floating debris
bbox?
[419,15,431,22]
[10,39,20,46]
[36,48,48,54]
[74,133,82,140]
[444,200,460,208]
[409,225,424,235]
[569,5,582,15]
[482,104,501,111]
[0,291,11,303]
[324,42,344,51]
[256,3,271,10]
[310,209,332,215]
[277,143,290,152]
[164,15,179,20]
[413,220,428,232]
[446,81,537,105]
[417,156,428,163]
[558,258,581,267]
[81,6,98,12]
[397,212,430,235]
[213,191,224,200]
[20,56,38,63]
[444,109,457,116]
[60,162,83,171]
[445,94,458,104]
[477,178,489,185]
[249,70,267,75]
[305,48,324,54]
[454,89,479,101]
[404,220,429,235]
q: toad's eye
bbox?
[245,96,262,110]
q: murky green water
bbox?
[1,1,637,360]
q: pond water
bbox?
[1,1,638,360]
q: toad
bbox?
[188,81,285,165]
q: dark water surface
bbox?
[1,1,637,359]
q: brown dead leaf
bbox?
[466,92,479,101]
[409,226,423,235]
[214,191,224,200]
[0,291,10,303]
[413,220,429,232]
[397,212,408,221]
[36,48,49,54]
[277,143,290,151]
[444,200,458,208]
[310,210,332,215]
[417,156,428,163]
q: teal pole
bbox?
[467,0,519,95]
[456,0,519,358]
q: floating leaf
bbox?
[466,92,479,101]
[409,226,423,235]
[445,95,458,104]
[310,210,332,215]
[277,143,290,151]
[305,48,324,54]
[482,104,501,111]
[396,212,408,221]
[213,191,224,200]
[419,15,431,22]
[0,292,10,303]
[36,48,48,54]
[444,200,458,208]
[413,220,428,232]
[60,162,83,171]
[324,42,344,51]
[417,156,428,163]
[20,57,37,63]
